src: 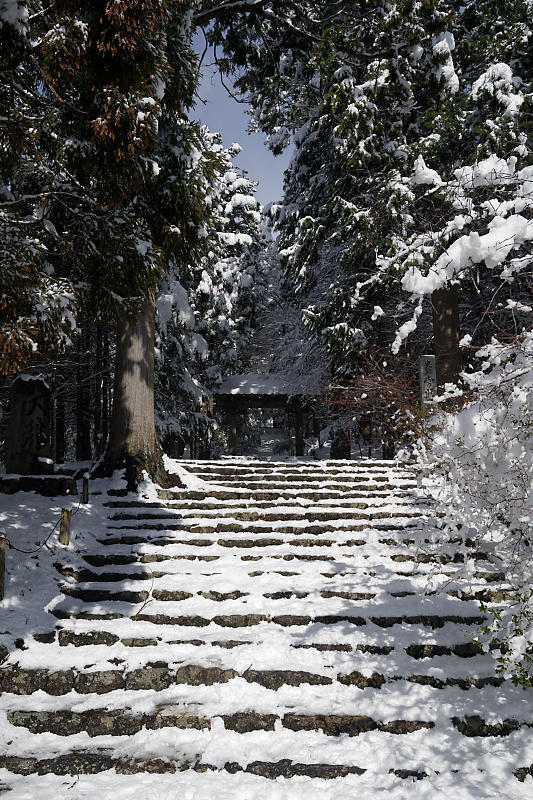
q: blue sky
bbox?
[192,48,292,207]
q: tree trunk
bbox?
[101,328,110,448]
[93,326,103,457]
[432,286,462,390]
[76,321,92,461]
[55,392,65,464]
[103,299,168,487]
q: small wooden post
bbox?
[82,475,89,504]
[0,532,6,601]
[59,509,71,546]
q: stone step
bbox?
[29,626,498,653]
[61,561,506,605]
[192,480,419,491]
[1,752,529,784]
[31,629,489,660]
[187,473,414,484]
[180,459,410,467]
[53,563,505,603]
[78,551,495,580]
[87,539,484,567]
[49,604,486,628]
[102,518,428,536]
[2,707,443,738]
[77,535,445,564]
[78,542,485,568]
[0,753,372,780]
[105,497,426,511]
[56,553,484,576]
[54,556,494,603]
[157,488,415,501]
[11,706,528,740]
[107,510,427,525]
[185,469,416,480]
[55,582,490,609]
[2,663,504,698]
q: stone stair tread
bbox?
[54,580,485,615]
[11,706,522,739]
[2,659,505,699]
[104,497,428,510]
[157,490,415,501]
[2,718,532,771]
[2,764,532,796]
[107,509,426,522]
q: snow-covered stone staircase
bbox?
[1,458,532,798]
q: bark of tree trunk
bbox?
[55,392,65,465]
[93,327,103,457]
[101,327,110,448]
[432,286,462,390]
[76,322,92,461]
[103,299,169,487]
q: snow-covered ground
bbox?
[0,458,531,798]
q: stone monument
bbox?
[5,375,54,474]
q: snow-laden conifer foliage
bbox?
[0,0,235,477]
[222,0,532,375]
[206,0,533,679]
[378,1,533,682]
[155,130,270,449]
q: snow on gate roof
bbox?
[216,373,312,396]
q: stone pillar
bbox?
[5,376,54,474]
[432,286,461,389]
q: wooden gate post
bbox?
[59,509,71,546]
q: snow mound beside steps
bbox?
[0,459,531,799]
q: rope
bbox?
[3,464,93,555]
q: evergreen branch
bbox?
[0,189,86,209]
[28,5,53,23]
[194,0,321,42]
[193,0,272,25]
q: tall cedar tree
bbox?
[1,1,335,482]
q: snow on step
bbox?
[0,458,531,798]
